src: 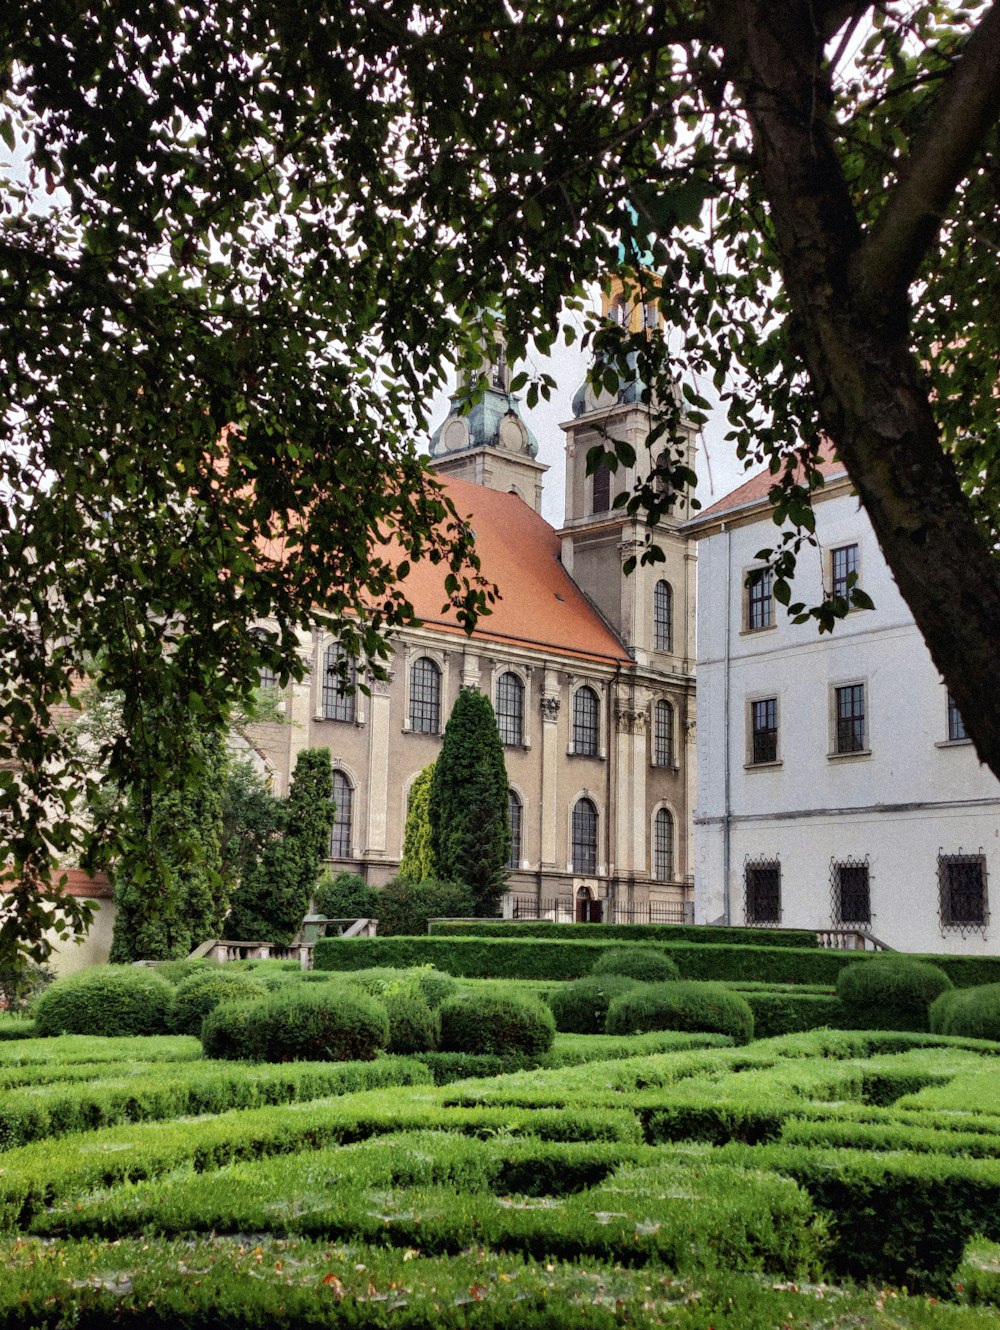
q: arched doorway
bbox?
[575,886,603,924]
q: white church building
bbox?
[690,450,1000,953]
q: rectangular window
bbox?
[939,853,988,930]
[745,861,781,925]
[835,683,866,754]
[747,568,773,631]
[831,544,859,600]
[833,861,871,925]
[947,693,967,742]
[750,698,778,764]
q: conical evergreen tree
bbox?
[429,689,510,916]
[399,762,437,882]
[109,719,230,962]
[224,747,334,944]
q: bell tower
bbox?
[428,330,548,511]
[558,276,697,674]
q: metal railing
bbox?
[506,895,688,926]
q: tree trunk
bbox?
[712,0,1000,780]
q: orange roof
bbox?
[696,444,848,522]
[408,475,631,666]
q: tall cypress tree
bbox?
[109,719,230,962]
[224,746,334,944]
[399,762,437,883]
[429,689,510,916]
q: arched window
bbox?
[654,700,674,767]
[592,462,611,515]
[496,671,524,746]
[322,642,356,722]
[409,657,441,733]
[507,789,522,870]
[654,808,674,882]
[330,770,353,858]
[654,580,673,652]
[573,686,600,756]
[572,797,598,876]
[258,665,278,690]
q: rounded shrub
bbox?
[605,981,754,1044]
[375,876,475,936]
[168,969,269,1036]
[201,1000,263,1060]
[206,984,390,1062]
[547,974,641,1034]
[930,983,1000,1041]
[411,966,459,1009]
[591,947,681,983]
[836,955,953,1032]
[385,988,440,1054]
[32,966,175,1037]
[438,992,555,1056]
[313,870,379,920]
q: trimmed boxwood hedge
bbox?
[837,956,953,1032]
[168,970,270,1036]
[547,975,640,1034]
[605,981,754,1044]
[438,992,555,1056]
[429,920,819,948]
[202,985,389,1062]
[930,983,1000,1041]
[591,947,680,982]
[32,967,175,1037]
[317,935,1000,989]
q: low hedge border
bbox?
[430,920,819,948]
[0,1056,433,1151]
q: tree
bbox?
[429,689,511,916]
[3,2,1000,962]
[224,747,335,945]
[108,715,230,962]
[399,763,438,883]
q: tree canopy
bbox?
[2,1,1000,962]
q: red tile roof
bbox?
[696,445,848,522]
[406,475,632,666]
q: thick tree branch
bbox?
[855,0,1000,309]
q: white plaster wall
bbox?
[694,486,1000,953]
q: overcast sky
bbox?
[423,336,755,528]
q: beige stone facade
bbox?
[249,338,698,924]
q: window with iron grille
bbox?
[572,797,598,875]
[939,852,988,933]
[573,686,599,755]
[259,665,278,690]
[507,790,522,870]
[322,643,356,722]
[831,858,871,926]
[496,671,524,746]
[747,568,773,630]
[750,698,778,764]
[744,859,781,925]
[409,657,441,733]
[592,463,611,514]
[654,808,674,882]
[654,700,673,766]
[835,683,866,753]
[653,580,673,652]
[947,693,967,742]
[831,544,859,600]
[329,770,353,858]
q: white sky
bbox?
[423,337,753,528]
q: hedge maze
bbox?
[5,931,1000,1327]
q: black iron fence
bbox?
[508,895,687,926]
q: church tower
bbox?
[428,331,548,511]
[559,276,697,674]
